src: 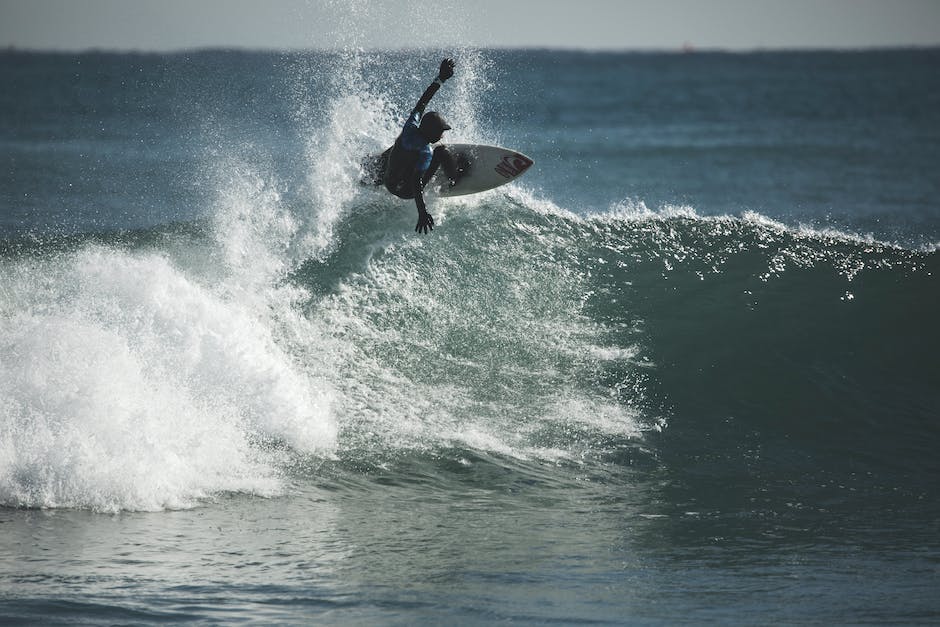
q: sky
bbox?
[1,0,939,52]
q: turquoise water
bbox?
[1,47,938,624]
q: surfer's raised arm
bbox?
[407,58,457,234]
[412,58,455,115]
[377,57,459,235]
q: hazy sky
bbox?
[2,0,939,52]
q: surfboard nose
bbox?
[494,152,534,179]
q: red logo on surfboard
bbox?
[494,153,534,179]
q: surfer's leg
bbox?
[422,145,458,187]
[384,178,415,199]
[381,145,417,198]
[384,173,415,199]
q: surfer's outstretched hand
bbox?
[416,210,435,234]
[438,58,455,82]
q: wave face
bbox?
[1,49,938,515]
[9,195,933,513]
[297,195,938,477]
[573,205,940,509]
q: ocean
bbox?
[1,46,938,624]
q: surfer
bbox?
[382,58,459,234]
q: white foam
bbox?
[597,200,909,252]
[544,396,643,439]
[583,344,641,363]
[0,247,336,512]
[302,89,398,258]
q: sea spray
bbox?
[290,46,497,258]
[0,243,336,511]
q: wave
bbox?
[2,45,937,512]
[2,182,936,511]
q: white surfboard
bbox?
[362,143,534,197]
[430,143,534,197]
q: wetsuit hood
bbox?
[419,111,451,142]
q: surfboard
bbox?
[431,144,534,197]
[362,143,534,197]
